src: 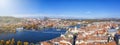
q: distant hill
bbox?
[0,16,24,24]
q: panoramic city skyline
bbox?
[0,0,120,45]
[0,0,120,18]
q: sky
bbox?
[0,0,120,18]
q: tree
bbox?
[30,43,35,45]
[5,40,10,45]
[0,40,5,45]
[24,42,29,45]
[11,38,15,45]
[17,41,22,45]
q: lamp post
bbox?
[71,26,78,45]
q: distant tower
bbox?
[75,26,77,30]
[44,17,49,21]
[71,26,78,34]
[111,26,115,29]
[71,26,78,45]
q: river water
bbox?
[0,24,81,44]
[0,28,66,43]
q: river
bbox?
[0,24,81,44]
[0,28,66,43]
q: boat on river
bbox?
[16,27,24,32]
